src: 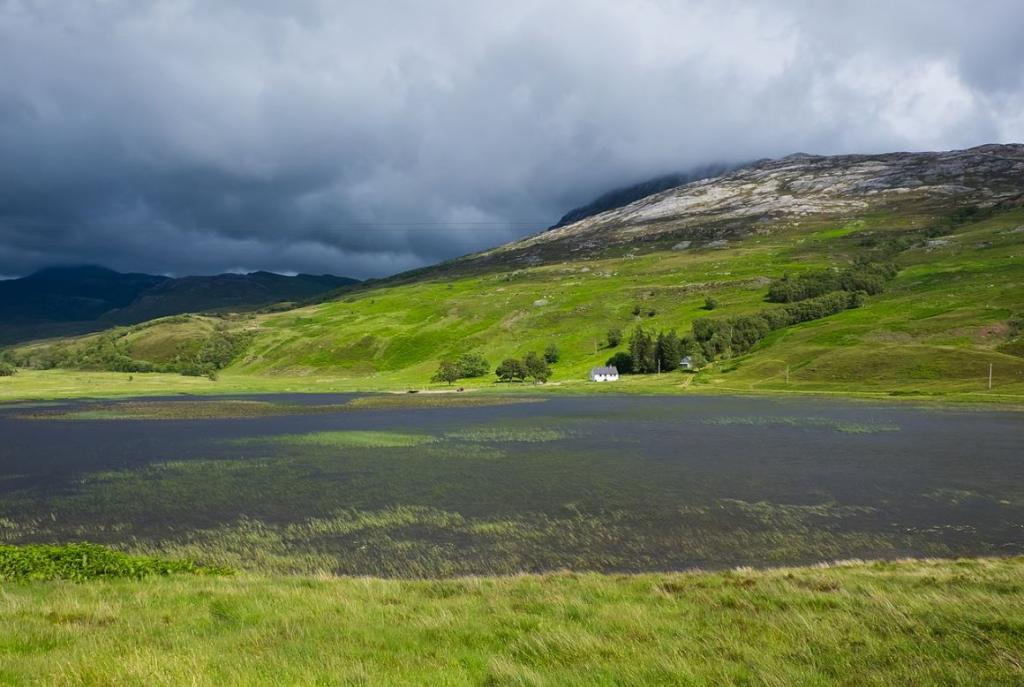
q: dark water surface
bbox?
[1,394,1022,576]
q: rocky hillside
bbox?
[466,144,1024,269]
[550,164,735,228]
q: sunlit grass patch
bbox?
[702,415,900,433]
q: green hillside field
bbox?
[4,205,1023,404]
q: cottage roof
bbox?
[590,366,619,375]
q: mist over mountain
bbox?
[551,164,738,228]
[2,2,1023,278]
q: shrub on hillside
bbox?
[605,351,633,374]
[767,262,897,303]
[692,290,862,361]
[606,327,623,347]
[0,362,15,377]
[456,352,490,378]
[543,343,560,364]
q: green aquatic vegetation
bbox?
[0,543,228,581]
[344,394,546,409]
[125,503,950,577]
[702,415,900,433]
[443,426,568,443]
[249,430,440,449]
[3,396,1022,577]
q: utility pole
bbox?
[657,359,661,375]
[989,363,993,390]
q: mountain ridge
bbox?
[0,266,358,345]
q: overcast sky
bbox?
[1,0,1022,279]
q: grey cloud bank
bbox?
[1,0,1022,278]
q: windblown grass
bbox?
[0,557,1022,684]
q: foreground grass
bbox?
[0,543,227,582]
[0,557,1022,685]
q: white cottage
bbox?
[679,356,693,371]
[589,365,619,382]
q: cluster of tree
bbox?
[433,344,559,385]
[0,361,15,377]
[496,351,551,383]
[431,352,490,385]
[766,262,897,303]
[606,326,684,374]
[9,327,253,380]
[691,290,863,360]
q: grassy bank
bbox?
[2,367,1023,409]
[1,556,1022,685]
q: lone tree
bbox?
[495,358,528,383]
[606,327,623,347]
[704,295,718,310]
[431,360,460,386]
[524,351,552,383]
[0,362,15,377]
[543,343,560,364]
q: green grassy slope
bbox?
[5,204,1024,402]
[231,205,1024,397]
[2,557,1022,685]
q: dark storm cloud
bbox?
[1,0,1022,278]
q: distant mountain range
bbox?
[0,265,357,344]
